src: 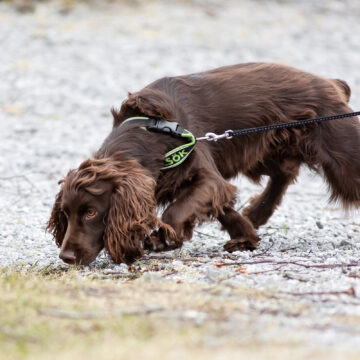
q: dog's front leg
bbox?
[146,169,237,252]
[217,206,260,252]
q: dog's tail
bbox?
[332,78,351,103]
[314,103,360,209]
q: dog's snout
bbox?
[59,250,76,264]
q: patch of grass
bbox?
[1,267,360,360]
[0,267,205,359]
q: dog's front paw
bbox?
[144,233,162,251]
[224,236,259,252]
[144,229,179,252]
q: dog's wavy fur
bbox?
[48,63,360,265]
[48,156,175,264]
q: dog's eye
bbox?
[85,208,97,220]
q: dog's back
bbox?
[146,64,352,176]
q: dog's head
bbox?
[47,155,159,265]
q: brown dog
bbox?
[47,63,359,265]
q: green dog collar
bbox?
[162,130,196,170]
[119,117,196,170]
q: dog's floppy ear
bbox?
[47,187,67,247]
[103,170,158,264]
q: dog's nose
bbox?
[59,250,76,264]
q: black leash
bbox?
[196,111,360,142]
[121,111,360,170]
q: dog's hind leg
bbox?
[316,109,360,209]
[217,206,260,252]
[242,158,301,228]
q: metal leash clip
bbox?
[197,130,234,141]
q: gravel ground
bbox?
[1,0,360,354]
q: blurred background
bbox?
[1,0,360,264]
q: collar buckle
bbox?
[146,120,185,138]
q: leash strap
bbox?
[119,111,360,169]
[197,111,360,142]
[119,117,196,170]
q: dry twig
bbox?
[213,259,360,270]
[282,287,356,297]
